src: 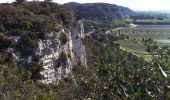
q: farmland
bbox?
[131,12,170,25]
[114,25,170,61]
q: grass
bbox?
[119,43,152,62]
[138,54,152,62]
[117,40,146,52]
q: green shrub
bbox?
[8,29,24,36]
[28,61,43,80]
[0,24,5,32]
[0,1,74,35]
[58,52,67,66]
[16,34,37,57]
[59,33,68,45]
[0,36,12,50]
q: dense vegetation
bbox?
[0,0,75,80]
[64,2,133,20]
[0,0,170,99]
[0,0,73,35]
[71,32,170,99]
[64,2,133,31]
[1,30,170,99]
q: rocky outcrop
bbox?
[9,20,87,84]
[70,20,87,69]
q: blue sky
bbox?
[1,0,170,11]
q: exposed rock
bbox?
[9,20,87,84]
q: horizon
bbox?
[0,0,170,12]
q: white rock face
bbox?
[69,20,87,68]
[10,20,87,84]
[39,20,87,84]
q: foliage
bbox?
[45,0,53,2]
[0,1,73,34]
[0,53,52,99]
[59,33,68,45]
[58,52,67,68]
[16,33,38,57]
[0,1,170,99]
[28,61,43,80]
[64,2,133,21]
[16,0,26,3]
[0,36,13,50]
[64,2,133,31]
[70,33,170,99]
[1,27,170,99]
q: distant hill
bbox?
[64,2,133,31]
[64,2,133,21]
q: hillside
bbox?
[0,1,74,34]
[64,2,133,21]
[64,2,133,31]
[0,1,88,98]
[0,1,170,99]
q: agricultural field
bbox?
[114,25,170,61]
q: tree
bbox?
[16,0,26,3]
[45,0,52,2]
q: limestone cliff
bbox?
[9,20,87,84]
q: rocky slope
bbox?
[0,1,88,84]
[8,19,87,84]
